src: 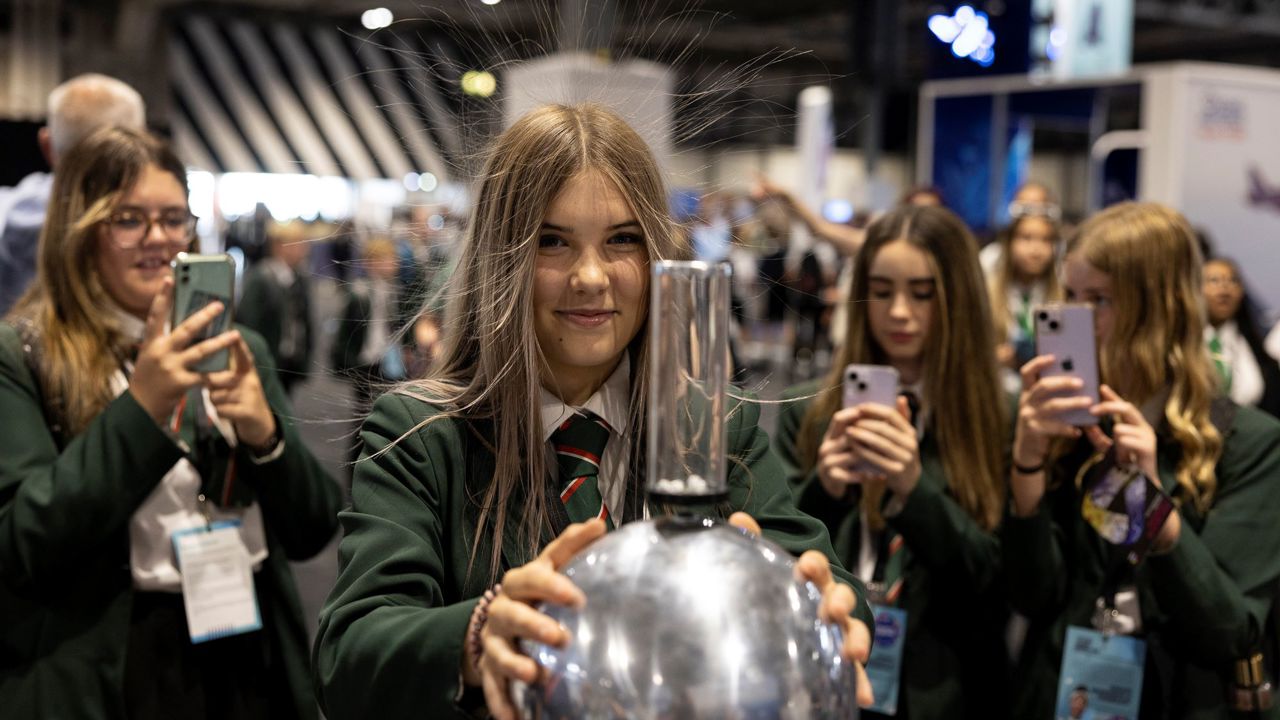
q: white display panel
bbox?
[1164,67,1280,314]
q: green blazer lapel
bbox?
[457,417,546,573]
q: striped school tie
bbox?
[880,534,906,605]
[551,409,615,530]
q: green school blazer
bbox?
[774,380,1012,720]
[313,388,873,720]
[0,322,342,720]
[1003,400,1280,719]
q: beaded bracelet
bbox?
[467,584,502,671]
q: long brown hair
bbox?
[989,213,1063,342]
[1068,202,1222,511]
[398,104,684,581]
[7,126,188,436]
[794,206,1007,531]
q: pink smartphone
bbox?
[1034,303,1100,426]
[843,364,900,473]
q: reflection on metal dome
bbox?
[513,516,858,719]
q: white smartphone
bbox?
[1034,303,1100,426]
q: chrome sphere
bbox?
[513,516,858,719]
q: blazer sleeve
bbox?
[886,450,1003,596]
[0,323,184,596]
[999,494,1069,621]
[773,383,857,534]
[235,327,341,560]
[1144,407,1280,664]
[728,392,875,631]
[313,392,478,720]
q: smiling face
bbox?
[866,238,936,384]
[533,169,649,403]
[93,163,190,317]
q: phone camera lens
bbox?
[1038,311,1049,322]
[849,372,858,381]
[857,382,867,392]
[1048,320,1060,331]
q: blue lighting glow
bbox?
[928,5,997,67]
[822,199,854,224]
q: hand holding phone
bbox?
[843,364,901,475]
[129,276,242,424]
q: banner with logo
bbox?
[1175,74,1280,315]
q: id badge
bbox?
[1055,626,1146,720]
[172,520,262,644]
[865,604,908,715]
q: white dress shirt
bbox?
[1206,320,1265,408]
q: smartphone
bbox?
[843,364,900,474]
[843,364,900,410]
[1034,303,1100,426]
[171,252,235,373]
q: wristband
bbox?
[468,583,502,670]
[1013,459,1046,475]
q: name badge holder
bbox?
[172,513,262,644]
[862,527,908,717]
[1054,447,1178,717]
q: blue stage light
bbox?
[928,4,997,67]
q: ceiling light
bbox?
[361,8,393,30]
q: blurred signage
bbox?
[1049,0,1133,79]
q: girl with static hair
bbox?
[0,127,340,717]
[988,208,1063,375]
[1005,202,1280,717]
[775,204,1011,719]
[313,103,875,720]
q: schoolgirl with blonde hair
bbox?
[1006,201,1280,717]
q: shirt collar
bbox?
[111,303,147,346]
[1207,319,1240,344]
[540,354,632,443]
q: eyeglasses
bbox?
[104,208,196,249]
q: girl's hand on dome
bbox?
[477,519,605,720]
[797,550,875,708]
[731,512,875,708]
